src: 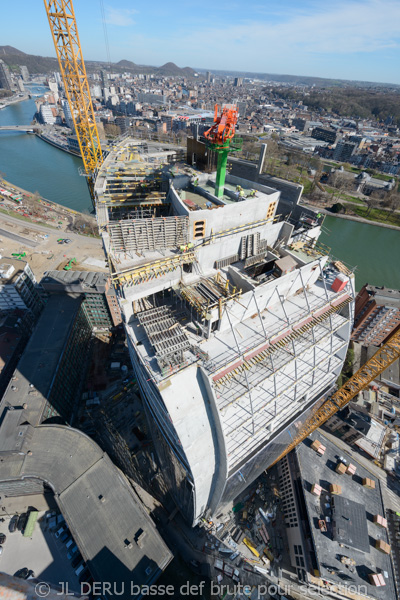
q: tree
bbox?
[364,194,381,215]
[308,156,322,172]
[103,123,121,138]
[383,192,400,219]
[331,202,345,213]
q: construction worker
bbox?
[248,189,256,198]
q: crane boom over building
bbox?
[43,0,103,203]
[270,328,400,468]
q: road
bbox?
[0,227,39,248]
[321,429,400,511]
[0,212,100,247]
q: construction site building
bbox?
[94,137,355,525]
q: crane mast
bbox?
[269,328,400,468]
[43,0,103,204]
[204,104,242,198]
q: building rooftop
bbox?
[0,295,81,426]
[331,495,370,553]
[0,293,173,588]
[0,414,172,592]
[297,430,396,600]
[0,257,27,284]
[365,285,400,309]
[41,270,109,294]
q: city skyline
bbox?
[1,0,400,84]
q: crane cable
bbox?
[99,0,112,69]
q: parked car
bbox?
[75,563,85,577]
[67,545,78,560]
[63,239,72,244]
[65,537,74,549]
[55,526,67,539]
[60,531,70,543]
[17,513,27,532]
[0,546,3,555]
[0,533,6,544]
[71,553,83,569]
[14,568,29,579]
[8,515,18,533]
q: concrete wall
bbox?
[228,266,256,293]
[225,173,277,196]
[160,364,218,523]
[199,367,229,518]
[169,185,190,216]
[227,157,304,216]
[187,191,281,241]
[195,220,284,273]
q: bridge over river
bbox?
[0,125,39,132]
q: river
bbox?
[0,85,92,213]
[320,215,400,292]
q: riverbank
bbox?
[302,202,400,232]
[0,93,30,109]
[0,177,89,217]
[0,177,98,239]
[36,132,80,158]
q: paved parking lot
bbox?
[0,511,81,592]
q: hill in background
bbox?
[0,46,196,78]
[2,45,398,89]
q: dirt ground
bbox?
[0,178,107,280]
[0,215,107,281]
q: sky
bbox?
[3,0,400,84]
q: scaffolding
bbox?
[112,251,196,286]
[179,273,242,320]
[100,191,166,207]
[289,234,331,260]
[213,295,352,389]
[269,327,400,468]
[108,216,189,254]
[204,215,281,246]
[138,306,191,371]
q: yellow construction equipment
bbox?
[270,329,400,468]
[43,0,103,204]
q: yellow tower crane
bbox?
[43,0,103,205]
[43,0,400,468]
[270,328,400,468]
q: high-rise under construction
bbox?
[94,138,355,525]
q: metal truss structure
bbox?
[269,327,400,468]
[44,0,103,203]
